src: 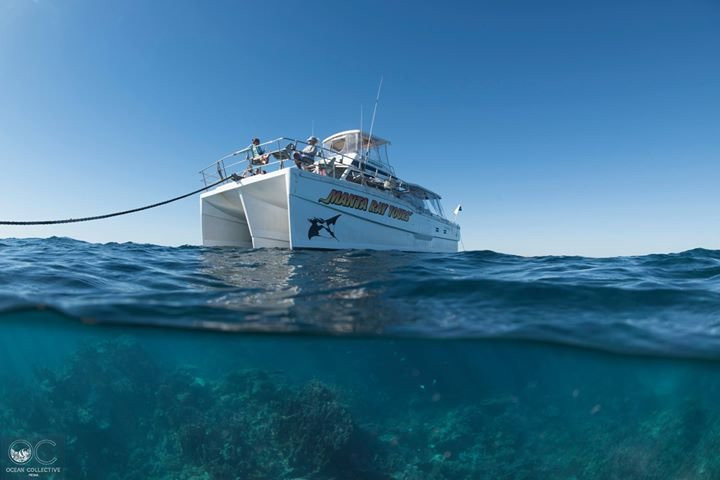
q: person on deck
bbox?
[293,136,319,170]
[250,138,270,165]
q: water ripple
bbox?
[1,237,720,358]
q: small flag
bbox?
[453,204,463,216]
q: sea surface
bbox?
[2,237,720,479]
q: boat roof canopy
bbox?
[322,130,391,149]
[321,130,440,200]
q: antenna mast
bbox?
[366,76,383,159]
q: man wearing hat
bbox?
[294,136,319,170]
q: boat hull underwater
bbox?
[201,168,459,252]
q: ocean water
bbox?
[1,238,720,479]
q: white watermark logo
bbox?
[3,437,64,480]
[7,442,32,466]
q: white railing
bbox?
[199,137,401,186]
[197,136,448,218]
[200,137,291,186]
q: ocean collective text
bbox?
[318,189,413,222]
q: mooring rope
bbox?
[0,175,238,226]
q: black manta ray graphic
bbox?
[308,214,341,240]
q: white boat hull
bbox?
[201,168,459,252]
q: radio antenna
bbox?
[366,76,383,159]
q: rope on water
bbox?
[0,174,238,225]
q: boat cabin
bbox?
[318,130,445,218]
[322,130,395,177]
[200,129,449,220]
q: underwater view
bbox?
[2,237,720,479]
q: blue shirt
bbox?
[251,144,265,157]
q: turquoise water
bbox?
[2,238,720,479]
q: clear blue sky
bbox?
[1,0,718,256]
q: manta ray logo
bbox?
[308,214,340,240]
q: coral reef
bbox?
[3,337,720,480]
[277,380,354,474]
[2,339,382,479]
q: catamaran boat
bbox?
[199,130,460,252]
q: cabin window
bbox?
[326,134,358,154]
[329,137,346,152]
[345,134,357,153]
